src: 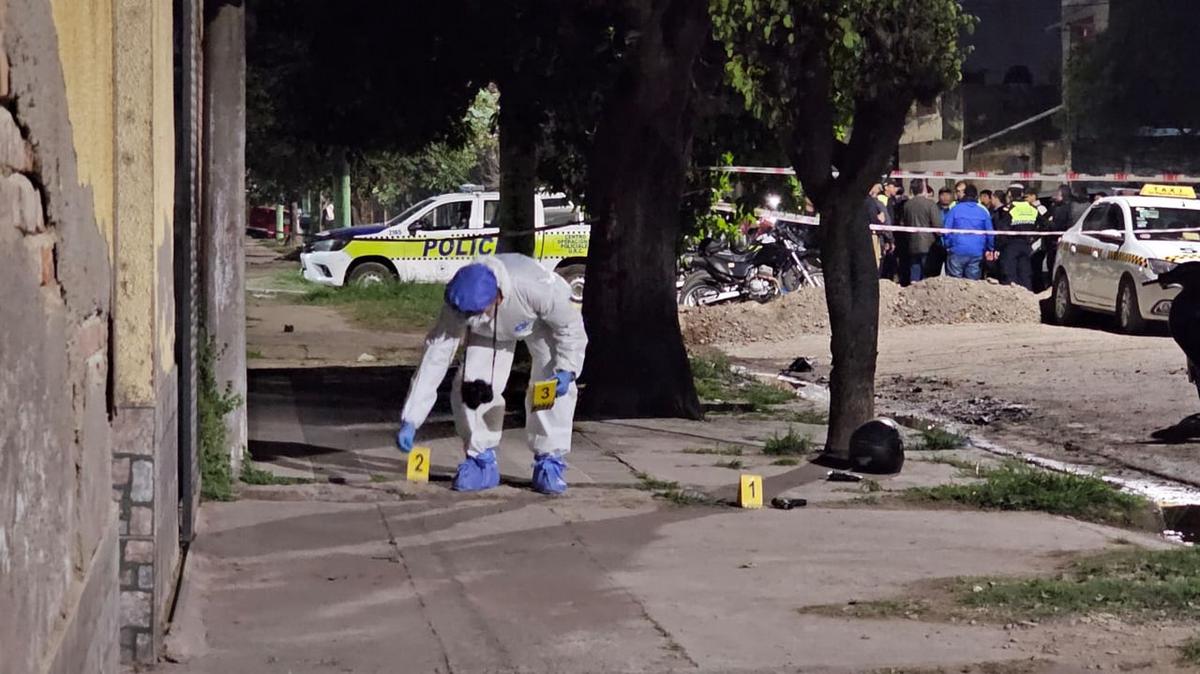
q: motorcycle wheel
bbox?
[679,271,723,307]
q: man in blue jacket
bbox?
[941,184,994,280]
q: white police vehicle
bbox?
[300,188,590,301]
[1051,184,1200,332]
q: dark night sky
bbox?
[961,0,1064,86]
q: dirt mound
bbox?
[681,276,1044,346]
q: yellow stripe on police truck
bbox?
[345,232,589,261]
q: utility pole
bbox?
[335,149,351,227]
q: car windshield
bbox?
[384,198,436,228]
[1131,206,1200,241]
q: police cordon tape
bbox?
[708,166,1200,184]
[716,204,1200,237]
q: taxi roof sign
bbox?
[1140,184,1197,198]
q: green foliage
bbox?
[771,457,800,466]
[240,460,310,487]
[301,282,445,332]
[690,353,794,411]
[962,547,1200,620]
[714,459,746,470]
[915,428,967,451]
[199,337,241,502]
[1066,1,1200,141]
[906,461,1152,527]
[762,427,813,456]
[712,0,974,130]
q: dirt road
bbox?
[726,322,1200,487]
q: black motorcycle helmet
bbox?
[848,418,905,475]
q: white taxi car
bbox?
[300,189,590,301]
[1051,184,1200,332]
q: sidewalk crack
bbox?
[376,504,455,674]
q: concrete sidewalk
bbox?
[154,416,1187,674]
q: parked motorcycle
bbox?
[678,221,823,307]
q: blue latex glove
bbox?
[553,370,575,397]
[532,452,568,495]
[396,421,416,453]
[451,448,500,492]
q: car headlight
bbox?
[307,237,350,253]
[1148,258,1178,275]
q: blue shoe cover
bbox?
[452,448,500,492]
[532,453,568,495]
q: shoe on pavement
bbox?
[452,448,500,492]
[532,452,568,495]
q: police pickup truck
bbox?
[300,189,590,302]
[1051,184,1200,332]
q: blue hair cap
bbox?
[445,264,499,314]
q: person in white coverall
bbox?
[395,253,587,494]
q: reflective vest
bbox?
[1008,201,1039,231]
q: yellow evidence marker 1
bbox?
[406,446,431,483]
[738,474,764,509]
[531,379,558,411]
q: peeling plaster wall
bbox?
[1,0,120,672]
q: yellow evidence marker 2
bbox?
[531,379,558,412]
[407,446,431,483]
[738,474,764,509]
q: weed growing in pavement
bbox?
[860,479,883,493]
[771,458,800,466]
[914,427,967,451]
[714,459,745,470]
[370,474,392,483]
[790,408,829,425]
[689,353,793,411]
[960,547,1200,621]
[246,349,265,359]
[920,453,980,475]
[1179,636,1200,666]
[240,461,311,486]
[762,427,813,456]
[302,282,445,332]
[199,336,240,501]
[682,446,744,456]
[904,460,1152,528]
[634,471,716,506]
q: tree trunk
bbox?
[819,196,880,456]
[579,0,710,419]
[496,83,538,256]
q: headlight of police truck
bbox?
[307,237,351,253]
[1148,258,1178,276]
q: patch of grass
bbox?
[962,547,1200,621]
[246,348,265,359]
[913,427,967,451]
[199,336,240,502]
[240,461,310,486]
[682,446,743,456]
[634,471,715,506]
[268,268,314,291]
[790,408,829,425]
[689,353,793,412]
[714,459,745,470]
[860,478,883,493]
[1179,636,1200,666]
[370,474,392,483]
[920,453,981,475]
[762,427,813,456]
[771,458,800,466]
[301,281,445,332]
[904,460,1152,528]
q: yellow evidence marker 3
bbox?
[531,379,558,412]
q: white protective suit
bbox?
[400,254,588,456]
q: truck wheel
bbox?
[1052,272,1081,326]
[347,261,396,287]
[555,264,586,303]
[1116,277,1147,334]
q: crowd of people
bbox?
[867,178,1094,292]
